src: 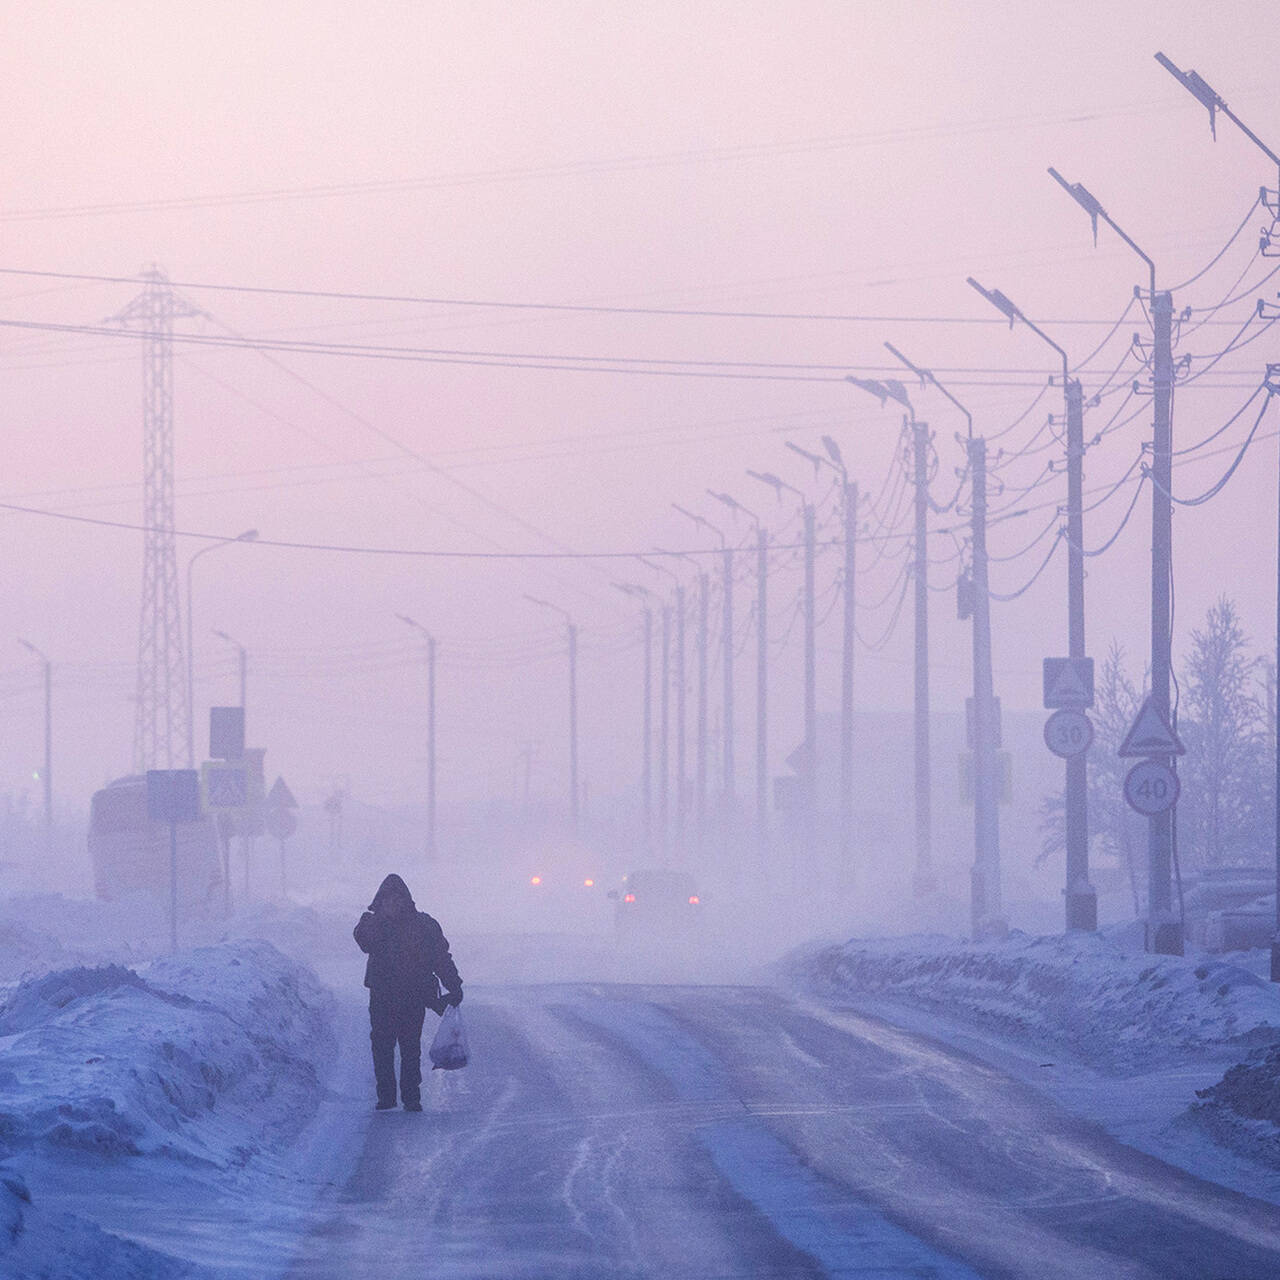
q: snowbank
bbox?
[788,930,1280,1072]
[0,1166,212,1279]
[0,940,332,1165]
[0,939,334,1277]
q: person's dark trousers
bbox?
[369,990,429,1106]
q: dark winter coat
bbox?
[353,873,463,1013]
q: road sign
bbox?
[202,761,249,810]
[267,776,298,809]
[1044,709,1094,758]
[265,807,297,840]
[209,707,245,760]
[1118,697,1185,757]
[147,770,201,824]
[1124,759,1180,815]
[1043,657,1094,709]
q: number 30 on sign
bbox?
[1043,709,1093,758]
[1123,759,1180,816]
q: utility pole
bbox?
[673,506,722,856]
[660,603,671,857]
[1063,377,1093,928]
[525,595,579,835]
[968,436,1005,939]
[640,556,686,856]
[847,377,934,896]
[968,278,1094,932]
[721,544,734,809]
[841,480,857,879]
[709,490,769,851]
[396,615,438,860]
[911,417,934,897]
[756,524,768,847]
[883,343,999,930]
[1149,288,1178,953]
[113,268,200,772]
[696,571,708,845]
[1050,165,1177,954]
[749,467,817,869]
[1158,51,1280,973]
[18,641,51,849]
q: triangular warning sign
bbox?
[267,776,298,809]
[1118,698,1185,757]
[1049,664,1089,703]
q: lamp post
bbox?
[185,529,258,766]
[749,465,816,878]
[396,613,438,860]
[969,276,1095,933]
[638,556,685,858]
[709,490,769,853]
[212,629,247,712]
[673,504,734,822]
[1048,165,1178,955]
[847,375,936,897]
[613,581,655,855]
[884,342,1005,940]
[784,438,859,885]
[1156,49,1280,980]
[525,594,578,834]
[17,640,51,849]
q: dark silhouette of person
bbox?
[354,873,463,1111]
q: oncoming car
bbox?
[609,869,703,941]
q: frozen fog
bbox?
[5,2,1280,1276]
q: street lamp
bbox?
[885,343,1003,939]
[1156,53,1280,976]
[709,491,769,849]
[613,581,655,854]
[1049,165,1178,955]
[672,505,735,813]
[396,613,438,860]
[212,629,247,711]
[969,275,1094,934]
[847,371,935,897]
[186,529,257,766]
[17,639,51,848]
[785,438,860,884]
[749,468,817,869]
[524,594,578,834]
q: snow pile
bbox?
[1191,1043,1280,1165]
[0,1166,211,1279]
[790,930,1280,1072]
[0,940,334,1168]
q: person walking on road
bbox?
[354,873,463,1112]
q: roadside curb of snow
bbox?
[0,939,335,1276]
[783,930,1280,1074]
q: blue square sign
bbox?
[146,770,201,824]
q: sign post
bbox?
[146,770,200,952]
[265,777,298,897]
[1043,656,1096,931]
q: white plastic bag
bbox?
[428,1004,469,1071]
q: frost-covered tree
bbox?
[1178,596,1267,870]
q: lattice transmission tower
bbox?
[112,267,201,771]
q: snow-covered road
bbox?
[287,984,1280,1280]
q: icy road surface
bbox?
[287,984,1280,1280]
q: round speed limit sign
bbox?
[1123,759,1180,816]
[1043,708,1094,758]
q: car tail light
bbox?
[688,895,700,905]
[623,893,635,903]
